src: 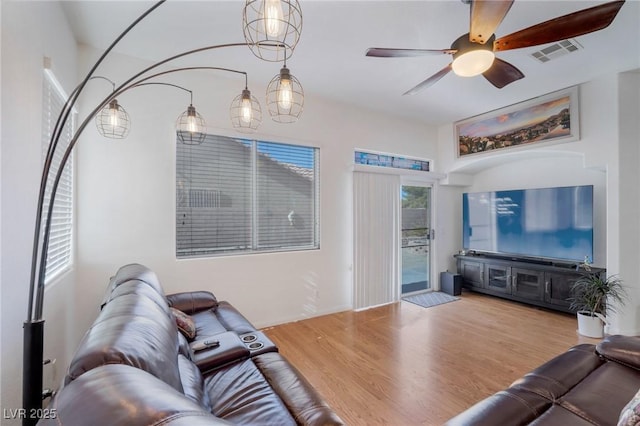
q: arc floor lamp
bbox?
[22,1,303,424]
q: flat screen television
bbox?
[462,185,593,263]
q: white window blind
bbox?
[353,172,400,310]
[41,69,75,282]
[176,134,319,257]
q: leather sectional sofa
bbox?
[38,263,344,425]
[446,335,640,425]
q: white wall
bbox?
[1,1,78,422]
[611,70,640,335]
[434,184,463,275]
[436,73,640,336]
[74,46,438,333]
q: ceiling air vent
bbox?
[529,39,583,63]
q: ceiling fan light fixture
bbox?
[452,49,495,77]
[451,33,496,77]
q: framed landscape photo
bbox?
[455,86,579,158]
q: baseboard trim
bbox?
[255,304,352,329]
[605,326,640,337]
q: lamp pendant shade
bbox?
[230,88,262,133]
[242,0,303,62]
[266,66,303,123]
[176,104,206,145]
[95,99,130,139]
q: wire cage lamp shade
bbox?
[176,104,206,145]
[95,99,130,139]
[230,88,262,133]
[266,65,304,123]
[242,0,302,62]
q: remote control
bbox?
[191,339,220,352]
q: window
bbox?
[176,134,319,257]
[41,68,75,282]
[355,150,430,171]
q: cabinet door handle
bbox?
[545,281,550,295]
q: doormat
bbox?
[402,291,459,309]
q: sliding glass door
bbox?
[401,185,432,295]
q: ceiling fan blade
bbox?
[482,58,524,88]
[469,0,515,44]
[366,47,456,58]
[494,0,625,51]
[403,64,453,95]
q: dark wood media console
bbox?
[455,254,604,313]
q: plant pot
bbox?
[576,311,605,338]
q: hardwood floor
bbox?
[263,290,601,426]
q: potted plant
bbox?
[569,274,627,338]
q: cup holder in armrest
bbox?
[248,342,264,350]
[241,334,258,343]
[239,331,277,356]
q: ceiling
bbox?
[60,0,640,126]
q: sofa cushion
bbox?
[66,293,183,393]
[189,301,257,338]
[172,307,197,340]
[214,301,257,335]
[101,263,164,308]
[104,279,170,313]
[41,364,230,426]
[178,331,195,360]
[204,359,296,425]
[557,361,640,426]
[529,405,596,426]
[178,354,211,412]
[168,291,218,314]
[192,309,229,337]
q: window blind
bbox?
[353,171,400,310]
[42,69,74,282]
[176,134,319,257]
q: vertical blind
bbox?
[353,172,400,310]
[176,134,319,257]
[41,69,74,282]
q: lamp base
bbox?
[23,319,44,426]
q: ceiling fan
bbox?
[366,0,625,95]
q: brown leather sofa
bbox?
[38,264,343,425]
[446,335,640,426]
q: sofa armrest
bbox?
[445,389,551,426]
[510,344,601,400]
[596,335,640,370]
[191,332,249,374]
[167,291,218,314]
[253,352,345,426]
